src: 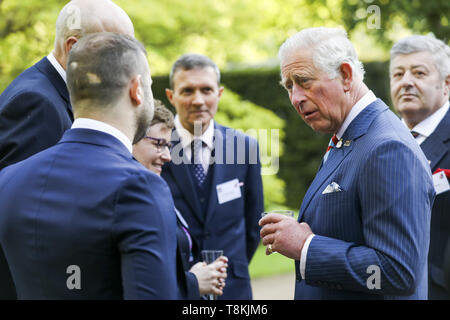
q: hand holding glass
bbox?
[201,250,224,300]
[261,210,295,254]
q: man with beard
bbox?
[0,0,135,299]
[0,32,178,299]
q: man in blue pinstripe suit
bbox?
[260,27,434,299]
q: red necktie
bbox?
[323,134,338,163]
[326,134,339,153]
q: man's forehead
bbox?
[281,50,315,78]
[390,51,434,69]
[173,67,218,87]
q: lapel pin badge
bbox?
[336,139,343,148]
[344,140,351,147]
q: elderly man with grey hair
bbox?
[0,0,134,299]
[260,27,434,299]
[390,34,450,300]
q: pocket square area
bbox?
[322,182,342,194]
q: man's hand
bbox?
[259,214,314,260]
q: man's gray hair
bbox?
[278,27,365,81]
[67,32,147,108]
[169,53,221,89]
[390,34,450,80]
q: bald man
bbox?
[0,0,134,299]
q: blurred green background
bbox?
[1,0,448,279]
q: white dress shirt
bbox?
[300,90,377,280]
[403,101,449,145]
[174,116,215,173]
[47,52,67,84]
[71,118,133,154]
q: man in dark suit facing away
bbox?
[0,0,135,299]
[390,34,450,300]
[0,32,178,299]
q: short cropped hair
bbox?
[67,32,147,108]
[278,27,365,81]
[150,100,174,129]
[390,34,450,80]
[169,53,221,89]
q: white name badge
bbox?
[216,178,242,204]
[432,171,450,195]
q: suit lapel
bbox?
[298,144,353,221]
[420,108,450,171]
[167,144,203,221]
[35,57,73,120]
[204,123,226,224]
[298,99,387,222]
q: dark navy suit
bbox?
[295,99,434,299]
[0,56,73,299]
[0,129,178,299]
[162,122,264,299]
[419,107,450,299]
[175,209,200,299]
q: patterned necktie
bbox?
[191,139,206,186]
[323,134,338,163]
[411,131,420,138]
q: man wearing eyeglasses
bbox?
[162,53,264,300]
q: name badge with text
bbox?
[216,179,242,204]
[433,171,450,195]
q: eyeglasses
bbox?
[144,136,172,152]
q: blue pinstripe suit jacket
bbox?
[295,99,434,300]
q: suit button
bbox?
[200,198,205,203]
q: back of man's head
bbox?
[54,0,134,55]
[66,32,147,111]
[390,34,450,80]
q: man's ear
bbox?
[130,75,143,106]
[218,86,224,98]
[65,36,79,55]
[340,62,353,92]
[444,74,450,97]
[165,88,174,104]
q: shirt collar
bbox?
[174,116,215,150]
[71,118,133,153]
[405,101,449,139]
[47,52,67,84]
[336,90,377,139]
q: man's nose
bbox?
[290,84,307,112]
[399,71,415,88]
[192,90,205,105]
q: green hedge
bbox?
[152,61,392,209]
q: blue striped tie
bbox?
[192,139,206,186]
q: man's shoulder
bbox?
[214,122,258,142]
[0,58,58,106]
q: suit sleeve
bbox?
[112,171,178,299]
[244,137,264,262]
[185,271,200,299]
[304,141,433,295]
[0,91,68,169]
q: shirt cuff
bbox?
[300,234,315,280]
